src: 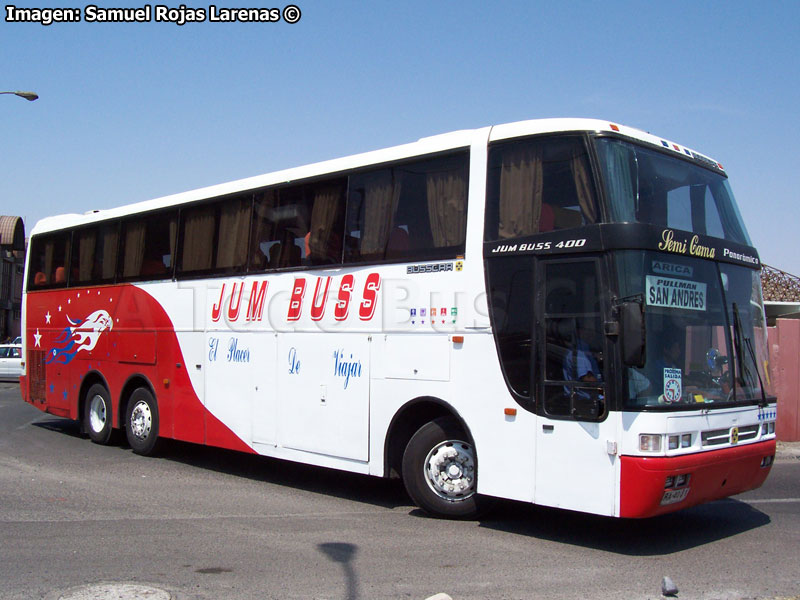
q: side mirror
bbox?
[620,301,646,367]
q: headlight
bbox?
[640,434,662,452]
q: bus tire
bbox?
[84,383,113,445]
[126,387,161,456]
[402,417,487,519]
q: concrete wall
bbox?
[768,319,800,442]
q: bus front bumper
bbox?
[619,439,776,518]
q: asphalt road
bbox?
[1,382,798,600]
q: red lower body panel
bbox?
[619,439,776,518]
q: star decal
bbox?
[34,329,42,347]
[45,311,51,324]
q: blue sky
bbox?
[2,1,799,273]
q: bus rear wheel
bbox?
[126,387,161,456]
[84,383,113,445]
[402,417,487,519]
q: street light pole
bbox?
[0,91,38,101]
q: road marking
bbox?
[745,498,800,504]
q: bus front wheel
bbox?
[402,417,487,519]
[84,383,113,445]
[126,388,161,456]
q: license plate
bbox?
[660,487,690,506]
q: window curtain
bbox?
[309,184,343,262]
[598,140,636,222]
[122,221,146,277]
[361,170,401,257]
[216,199,250,269]
[77,230,96,281]
[498,145,543,239]
[100,226,118,281]
[571,147,597,224]
[181,207,215,272]
[43,240,54,282]
[427,166,467,247]
[167,214,178,269]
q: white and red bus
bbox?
[21,118,777,519]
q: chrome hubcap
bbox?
[129,401,152,441]
[424,439,476,502]
[89,394,107,433]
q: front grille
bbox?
[28,349,46,403]
[701,424,759,447]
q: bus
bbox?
[21,118,777,519]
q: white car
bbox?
[0,344,22,380]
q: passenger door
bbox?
[534,258,618,516]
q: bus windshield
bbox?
[616,250,772,409]
[594,137,751,245]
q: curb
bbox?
[776,441,800,462]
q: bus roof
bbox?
[29,117,720,236]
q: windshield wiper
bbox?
[731,302,768,407]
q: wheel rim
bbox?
[88,394,107,433]
[423,439,476,502]
[129,400,152,441]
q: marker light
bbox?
[640,434,662,452]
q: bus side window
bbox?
[119,211,177,281]
[27,232,71,290]
[344,152,468,264]
[178,193,251,276]
[485,136,597,241]
[71,223,119,286]
[249,179,345,271]
[306,180,346,266]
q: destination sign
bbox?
[646,275,707,311]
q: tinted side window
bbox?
[71,222,119,286]
[249,179,346,272]
[28,232,71,289]
[486,136,597,241]
[487,257,533,398]
[541,260,605,419]
[119,211,178,281]
[345,152,468,263]
[178,194,251,276]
